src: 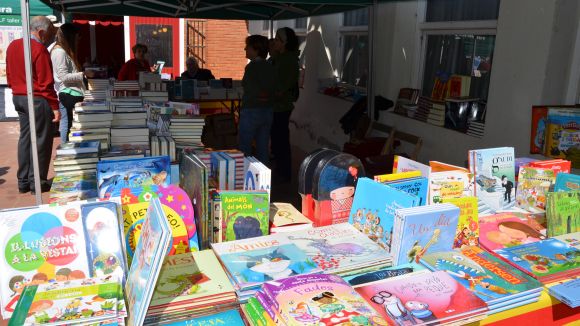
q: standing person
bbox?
[51,23,94,142]
[238,35,276,165]
[6,16,60,194]
[117,43,155,81]
[271,27,299,182]
[181,57,215,81]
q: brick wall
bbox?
[202,20,248,80]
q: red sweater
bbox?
[117,58,151,81]
[6,38,59,110]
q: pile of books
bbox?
[53,140,101,177]
[85,78,110,101]
[100,144,148,161]
[139,72,168,102]
[111,125,150,148]
[243,156,271,193]
[169,115,205,145]
[150,135,176,161]
[111,80,140,97]
[71,103,112,151]
[49,170,98,204]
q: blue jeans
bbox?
[59,102,69,142]
[238,108,273,165]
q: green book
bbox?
[218,191,270,242]
[546,190,580,237]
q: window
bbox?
[295,17,307,29]
[340,8,369,88]
[136,24,173,67]
[262,20,270,31]
[343,7,369,26]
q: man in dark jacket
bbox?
[180,57,215,81]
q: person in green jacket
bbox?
[271,27,300,182]
[239,35,276,164]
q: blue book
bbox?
[342,264,419,286]
[349,177,419,252]
[384,176,428,206]
[96,156,171,199]
[56,140,101,155]
[549,278,580,308]
[554,172,580,192]
[391,203,460,266]
[162,309,245,325]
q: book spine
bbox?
[8,285,38,325]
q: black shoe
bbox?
[30,183,51,195]
[18,185,31,194]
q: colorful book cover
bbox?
[162,309,245,326]
[374,170,421,182]
[124,197,172,326]
[494,238,580,281]
[216,242,320,289]
[554,172,580,192]
[385,177,428,206]
[392,204,460,266]
[9,277,124,326]
[543,108,580,159]
[349,178,419,251]
[56,140,101,155]
[120,185,198,266]
[97,156,171,199]
[219,191,270,241]
[262,274,380,326]
[284,223,391,274]
[393,155,431,177]
[545,190,580,237]
[244,297,276,326]
[529,159,571,176]
[553,232,580,249]
[180,153,208,249]
[429,170,473,204]
[269,202,312,233]
[343,266,416,286]
[354,271,488,325]
[515,166,556,213]
[469,147,516,213]
[420,246,542,307]
[548,278,580,308]
[443,197,479,248]
[478,212,547,252]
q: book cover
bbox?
[354,271,488,325]
[529,159,571,176]
[56,140,101,155]
[392,155,431,177]
[180,153,208,249]
[343,266,416,286]
[384,177,428,206]
[269,202,312,233]
[443,197,479,249]
[420,246,542,307]
[545,190,580,237]
[97,156,171,199]
[393,204,460,266]
[124,197,172,326]
[515,166,556,213]
[374,171,421,183]
[548,278,580,308]
[162,309,245,326]
[478,212,546,252]
[494,238,580,282]
[219,191,270,241]
[262,274,380,326]
[469,147,516,213]
[349,178,419,251]
[543,109,580,159]
[429,170,474,204]
[554,172,580,192]
[553,232,580,249]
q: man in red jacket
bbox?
[6,16,60,194]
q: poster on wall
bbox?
[0,25,23,85]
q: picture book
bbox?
[469,147,516,213]
[545,190,580,237]
[548,278,580,308]
[349,177,419,251]
[443,197,479,248]
[284,223,392,274]
[269,202,312,233]
[210,152,227,190]
[354,271,488,325]
[515,157,539,181]
[478,212,546,252]
[554,172,580,192]
[494,238,580,282]
[97,156,171,199]
[530,106,549,154]
[384,176,428,206]
[298,149,339,220]
[515,166,556,213]
[9,277,125,326]
[244,156,272,194]
[343,266,416,286]
[215,241,320,289]
[553,232,580,249]
[392,155,431,177]
[56,140,101,155]
[120,185,198,266]
[162,309,245,326]
[391,204,460,266]
[243,297,276,326]
[543,108,580,159]
[180,153,208,249]
[529,159,571,176]
[261,274,380,326]
[125,197,172,326]
[374,170,421,183]
[218,191,270,242]
[420,246,542,308]
[429,169,473,204]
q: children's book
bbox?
[161,309,245,326]
[298,149,339,220]
[261,274,380,326]
[384,176,428,206]
[428,161,474,204]
[349,178,419,251]
[392,155,431,177]
[269,202,312,233]
[180,153,208,249]
[420,246,542,310]
[543,108,580,159]
[218,191,270,242]
[545,190,580,237]
[374,170,421,183]
[494,238,580,283]
[553,231,580,249]
[244,156,272,194]
[343,266,416,286]
[548,278,580,308]
[515,166,556,213]
[124,197,172,326]
[391,204,460,266]
[529,159,571,176]
[469,147,516,213]
[243,297,276,326]
[354,271,488,325]
[478,212,547,252]
[210,152,227,190]
[554,172,580,192]
[9,277,125,326]
[443,197,479,248]
[56,140,101,155]
[97,156,171,199]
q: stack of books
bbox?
[111,80,140,97]
[427,99,446,126]
[85,78,110,101]
[53,140,101,177]
[100,144,148,161]
[169,115,205,145]
[49,170,98,204]
[150,135,176,161]
[71,106,113,151]
[243,156,271,193]
[109,96,144,113]
[139,72,169,102]
[111,125,150,148]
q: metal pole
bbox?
[269,19,274,39]
[20,0,43,205]
[367,1,376,120]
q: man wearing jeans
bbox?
[6,16,60,194]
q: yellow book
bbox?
[442,196,479,248]
[374,170,421,182]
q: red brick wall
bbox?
[203,20,248,80]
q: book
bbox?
[443,197,479,248]
[553,231,580,249]
[528,159,571,176]
[269,202,312,233]
[515,166,556,213]
[383,176,428,206]
[554,172,580,192]
[373,170,421,182]
[124,197,172,326]
[161,309,245,326]
[342,266,417,286]
[428,162,473,204]
[244,156,271,194]
[543,108,580,159]
[354,271,488,325]
[478,212,546,252]
[218,191,270,242]
[180,153,209,249]
[56,140,101,155]
[545,190,580,237]
[97,156,171,199]
[494,238,580,283]
[349,177,419,251]
[548,278,580,308]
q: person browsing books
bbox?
[238,35,276,165]
[180,57,215,81]
[6,16,60,194]
[51,23,95,142]
[118,43,157,81]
